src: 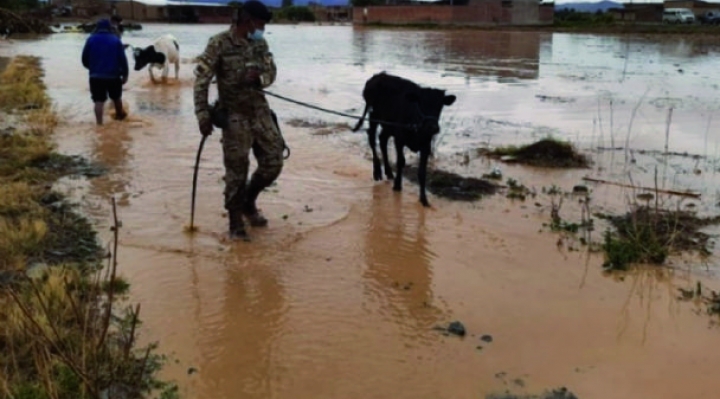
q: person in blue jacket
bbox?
[81,18,128,125]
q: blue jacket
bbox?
[81,20,129,79]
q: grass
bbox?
[0,56,177,399]
[489,138,590,168]
[0,56,49,111]
[597,207,720,271]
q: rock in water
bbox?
[447,321,466,337]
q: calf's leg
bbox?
[418,147,431,207]
[175,59,180,79]
[392,140,406,192]
[367,119,382,181]
[379,129,394,180]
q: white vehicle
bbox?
[663,8,696,24]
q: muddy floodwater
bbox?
[3,24,720,398]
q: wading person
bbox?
[193,0,283,240]
[81,18,128,125]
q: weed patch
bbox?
[597,207,720,271]
[286,118,351,135]
[486,386,579,399]
[505,178,535,201]
[0,55,49,111]
[402,165,499,201]
[489,138,590,168]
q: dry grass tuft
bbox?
[0,56,49,111]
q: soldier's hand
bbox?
[199,117,213,137]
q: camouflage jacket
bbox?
[194,29,277,122]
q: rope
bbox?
[258,89,416,129]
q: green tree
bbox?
[281,0,293,7]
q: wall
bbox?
[539,3,553,23]
[114,2,167,21]
[353,0,551,26]
[354,5,454,24]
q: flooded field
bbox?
[2,23,720,398]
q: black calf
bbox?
[352,72,456,207]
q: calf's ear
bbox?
[405,91,420,103]
[443,95,456,106]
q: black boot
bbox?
[228,209,250,241]
[243,180,268,227]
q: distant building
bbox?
[664,0,720,15]
[307,3,353,21]
[607,0,720,23]
[105,0,236,22]
[608,3,664,23]
[353,0,553,26]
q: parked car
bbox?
[662,8,696,24]
[698,10,720,24]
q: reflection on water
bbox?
[89,123,133,205]
[196,249,287,399]
[363,185,444,342]
[442,31,544,81]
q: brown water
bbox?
[3,24,720,398]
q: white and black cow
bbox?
[352,72,456,208]
[126,34,180,83]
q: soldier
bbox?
[193,0,283,241]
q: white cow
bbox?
[128,34,180,83]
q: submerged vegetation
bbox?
[598,206,720,271]
[0,56,176,398]
[488,138,590,169]
[402,165,499,201]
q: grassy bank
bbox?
[0,56,176,398]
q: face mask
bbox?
[247,29,264,41]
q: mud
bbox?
[488,139,591,169]
[31,153,107,178]
[402,164,499,201]
[38,191,102,265]
[286,117,352,135]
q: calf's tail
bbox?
[352,103,369,132]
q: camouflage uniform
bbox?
[193,30,283,213]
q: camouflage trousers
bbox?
[221,106,284,211]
